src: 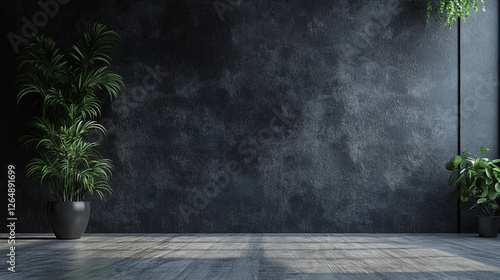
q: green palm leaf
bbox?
[16,22,122,201]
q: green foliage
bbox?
[445,147,500,216]
[16,23,123,201]
[415,0,485,28]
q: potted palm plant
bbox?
[446,147,500,237]
[16,23,123,239]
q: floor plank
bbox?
[0,233,499,279]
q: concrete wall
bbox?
[460,0,499,232]
[0,0,497,233]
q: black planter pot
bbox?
[476,215,500,238]
[47,201,90,239]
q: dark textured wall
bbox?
[0,0,497,233]
[460,0,499,232]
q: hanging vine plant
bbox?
[415,0,485,28]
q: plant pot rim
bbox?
[47,201,91,203]
[475,215,500,218]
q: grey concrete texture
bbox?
[460,0,499,233]
[0,0,495,233]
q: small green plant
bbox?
[16,23,123,201]
[446,147,500,216]
[415,0,485,28]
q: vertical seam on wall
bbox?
[457,20,461,233]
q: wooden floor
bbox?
[1,233,500,279]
